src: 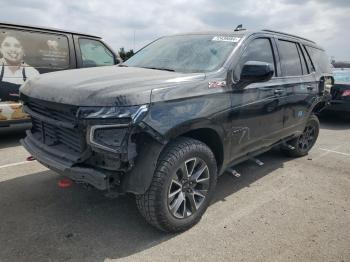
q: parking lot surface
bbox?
[0,115,349,262]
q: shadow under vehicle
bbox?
[20,27,332,232]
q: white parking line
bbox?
[0,160,36,169]
[319,148,350,156]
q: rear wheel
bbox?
[136,137,217,232]
[281,114,320,157]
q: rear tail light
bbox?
[341,90,350,97]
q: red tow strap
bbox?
[58,178,73,188]
[26,156,36,161]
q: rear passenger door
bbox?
[73,36,117,68]
[276,39,318,134]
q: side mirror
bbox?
[240,61,274,84]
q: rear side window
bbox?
[277,40,302,76]
[0,28,70,71]
[238,38,275,75]
[302,46,315,72]
[296,44,308,75]
[305,46,330,73]
[78,38,114,67]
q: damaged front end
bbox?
[20,96,164,193]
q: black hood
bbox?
[20,66,205,106]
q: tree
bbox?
[118,47,134,61]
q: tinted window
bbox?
[0,28,69,70]
[305,46,330,73]
[278,40,302,76]
[297,44,308,74]
[79,38,114,67]
[302,45,315,72]
[238,38,275,75]
[125,34,242,73]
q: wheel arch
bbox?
[122,123,225,195]
[179,128,224,172]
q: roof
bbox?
[170,29,316,43]
[0,21,101,39]
[262,29,315,44]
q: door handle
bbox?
[274,89,284,95]
[306,85,314,91]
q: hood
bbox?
[20,66,205,106]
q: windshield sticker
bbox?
[212,36,241,43]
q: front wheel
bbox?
[281,114,320,157]
[136,137,217,232]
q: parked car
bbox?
[0,22,121,128]
[20,29,332,232]
[327,68,350,113]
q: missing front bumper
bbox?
[21,132,109,190]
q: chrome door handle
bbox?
[306,85,314,90]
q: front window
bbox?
[333,69,350,83]
[124,34,242,73]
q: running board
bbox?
[226,167,241,177]
[251,157,264,166]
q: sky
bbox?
[1,0,350,60]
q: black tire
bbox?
[281,114,320,157]
[136,137,217,232]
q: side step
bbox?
[226,167,241,177]
[281,142,295,150]
[251,157,264,166]
[226,157,265,178]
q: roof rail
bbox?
[262,29,315,44]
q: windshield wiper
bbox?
[118,63,128,67]
[141,66,175,72]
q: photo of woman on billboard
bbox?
[0,34,39,102]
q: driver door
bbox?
[229,37,285,159]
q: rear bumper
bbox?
[21,131,109,190]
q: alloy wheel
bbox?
[168,157,210,219]
[298,124,316,152]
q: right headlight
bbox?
[83,105,149,152]
[89,124,129,153]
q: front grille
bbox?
[25,99,86,156]
[26,99,77,123]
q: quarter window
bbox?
[305,46,330,73]
[278,40,302,76]
[78,38,114,67]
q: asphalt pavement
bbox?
[0,115,349,262]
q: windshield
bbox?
[333,69,350,83]
[124,34,242,73]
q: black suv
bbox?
[20,29,332,232]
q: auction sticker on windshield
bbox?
[212,36,241,42]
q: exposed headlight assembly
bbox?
[89,124,129,153]
[83,105,149,152]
